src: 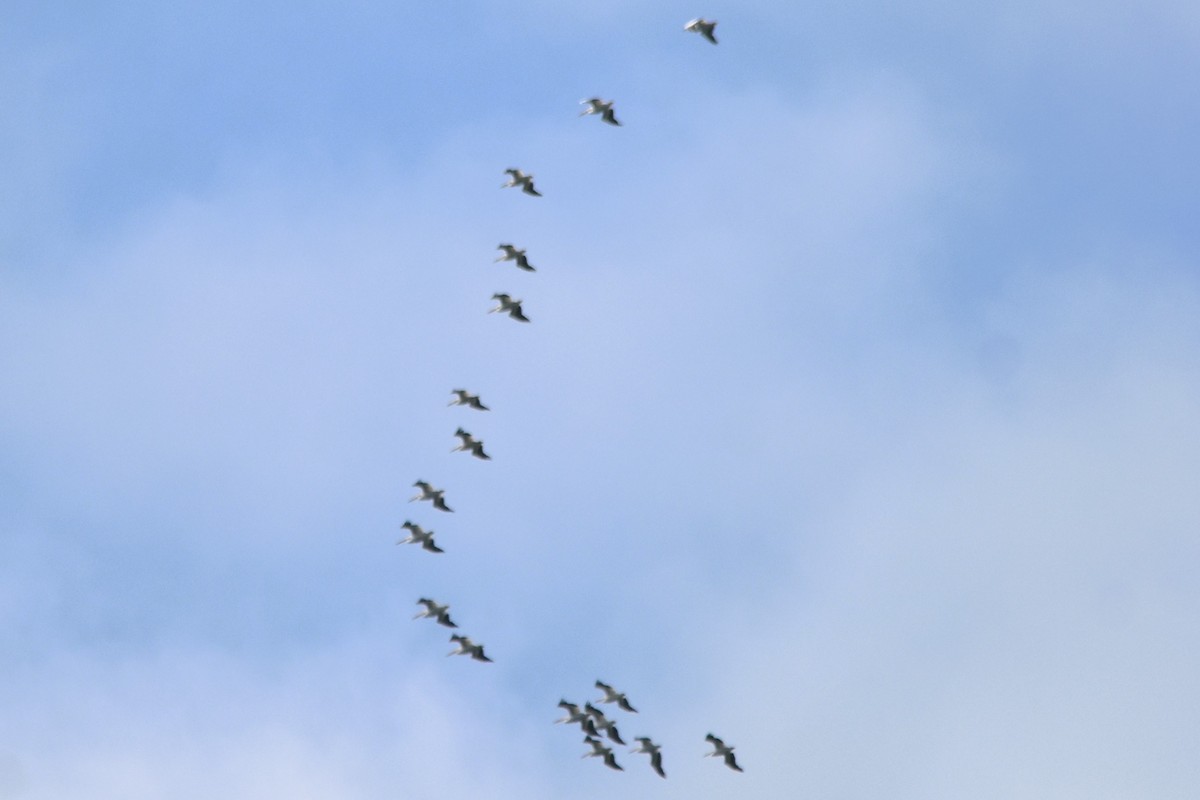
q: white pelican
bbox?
[489,293,530,322]
[630,737,666,778]
[556,701,599,736]
[579,98,621,126]
[410,480,453,512]
[502,168,542,196]
[595,680,638,713]
[452,427,491,460]
[582,737,623,771]
[704,733,743,772]
[413,598,457,628]
[592,716,625,746]
[495,244,535,272]
[684,18,718,44]
[398,521,444,553]
[584,703,625,743]
[448,634,493,662]
[449,389,489,410]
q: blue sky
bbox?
[2,2,1199,797]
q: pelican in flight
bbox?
[630,737,666,778]
[449,389,489,410]
[704,733,743,772]
[452,428,491,460]
[595,680,638,713]
[684,18,718,44]
[583,703,625,744]
[556,701,599,736]
[410,480,453,512]
[582,737,623,771]
[448,634,493,662]
[502,168,542,196]
[398,521,444,553]
[579,98,621,126]
[490,293,530,322]
[413,598,457,628]
[495,244,535,272]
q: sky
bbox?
[2,1,1199,797]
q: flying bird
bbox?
[502,168,542,196]
[630,737,666,778]
[452,428,491,460]
[684,17,718,44]
[410,480,453,512]
[449,389,489,410]
[704,733,743,772]
[490,293,530,322]
[595,680,638,713]
[582,737,623,771]
[579,98,621,126]
[592,716,626,746]
[398,521,444,553]
[448,634,493,662]
[583,703,626,743]
[413,598,457,628]
[495,244,535,272]
[556,701,599,736]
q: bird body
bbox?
[580,98,621,126]
[684,17,718,43]
[631,737,666,778]
[410,480,453,512]
[495,244,535,272]
[502,168,542,196]
[448,635,493,662]
[449,389,489,410]
[705,733,743,772]
[556,701,600,736]
[593,716,625,746]
[583,737,623,771]
[398,521,444,553]
[490,293,531,322]
[452,427,491,460]
[595,680,638,713]
[414,598,457,627]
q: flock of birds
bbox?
[399,16,742,782]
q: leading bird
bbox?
[684,18,718,44]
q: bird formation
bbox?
[397,17,742,782]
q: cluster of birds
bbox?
[400,15,743,782]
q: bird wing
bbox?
[423,539,445,553]
[651,751,665,778]
[618,697,637,713]
[510,307,531,322]
[602,108,620,125]
[522,183,542,196]
[725,752,743,772]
